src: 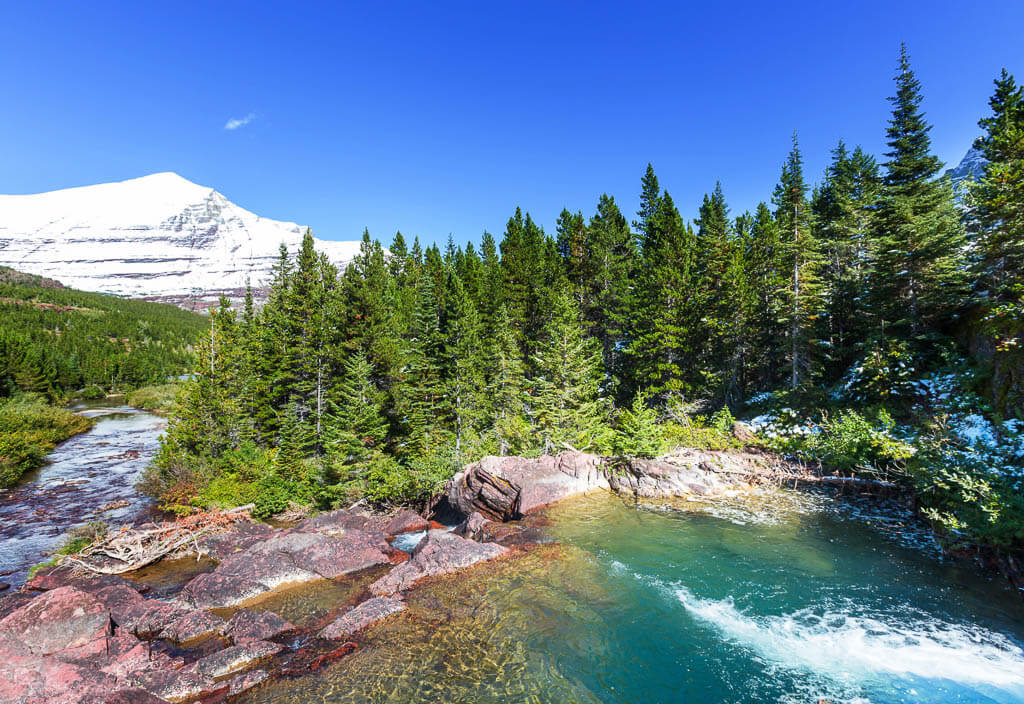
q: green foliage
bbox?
[613,393,665,458]
[364,452,458,506]
[80,384,106,400]
[57,521,108,555]
[126,384,180,413]
[0,395,93,487]
[660,398,745,451]
[799,409,915,479]
[252,473,313,519]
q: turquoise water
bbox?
[239,492,1024,704]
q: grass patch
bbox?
[0,394,93,488]
[127,383,180,413]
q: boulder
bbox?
[453,511,488,539]
[191,640,281,679]
[220,608,295,643]
[320,597,406,640]
[0,586,110,656]
[0,652,123,704]
[444,452,608,520]
[370,530,508,596]
[24,565,145,595]
[385,509,429,535]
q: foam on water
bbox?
[672,584,1024,694]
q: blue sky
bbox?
[2,1,1022,247]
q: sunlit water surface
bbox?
[0,401,164,585]
[238,492,1024,704]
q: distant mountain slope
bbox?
[946,145,987,195]
[0,173,361,309]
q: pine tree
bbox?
[694,182,735,388]
[773,132,823,388]
[486,304,529,455]
[813,143,881,377]
[530,291,609,453]
[442,272,486,453]
[873,44,968,339]
[745,202,787,388]
[324,351,388,470]
[971,69,1024,300]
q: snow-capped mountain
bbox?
[0,172,361,308]
[946,146,987,195]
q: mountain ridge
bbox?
[0,172,361,309]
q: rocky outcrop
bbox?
[385,509,429,535]
[0,586,110,656]
[320,597,406,640]
[370,530,508,596]
[178,528,391,609]
[220,609,295,643]
[443,452,608,520]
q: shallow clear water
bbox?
[0,401,164,585]
[239,492,1024,704]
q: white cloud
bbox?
[224,112,257,131]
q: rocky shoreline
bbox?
[0,448,835,704]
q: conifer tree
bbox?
[530,291,608,453]
[773,133,823,388]
[745,203,787,388]
[442,273,486,452]
[487,304,529,455]
[323,350,388,470]
[971,69,1024,300]
[873,44,968,339]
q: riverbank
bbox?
[4,449,1023,703]
[0,396,94,489]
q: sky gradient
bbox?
[2,1,1023,247]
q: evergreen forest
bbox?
[145,47,1024,560]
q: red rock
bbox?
[369,531,508,596]
[385,509,429,535]
[226,668,269,696]
[320,596,406,639]
[132,667,218,703]
[24,565,146,595]
[295,509,387,536]
[191,640,281,679]
[308,642,357,670]
[162,608,225,643]
[220,608,295,643]
[177,571,271,610]
[197,522,276,561]
[454,511,487,539]
[0,586,110,656]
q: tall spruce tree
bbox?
[530,291,608,453]
[773,133,823,388]
[971,69,1024,300]
[872,44,968,340]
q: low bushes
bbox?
[0,395,93,488]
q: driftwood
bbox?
[65,505,254,575]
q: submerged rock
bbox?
[320,596,406,640]
[370,530,508,596]
[190,640,281,679]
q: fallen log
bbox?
[64,505,254,575]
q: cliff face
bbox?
[0,172,360,309]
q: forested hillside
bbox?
[146,47,1024,561]
[0,268,206,399]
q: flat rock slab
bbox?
[320,596,406,640]
[161,608,225,644]
[370,531,508,596]
[296,509,387,537]
[608,456,731,498]
[0,586,110,656]
[179,528,392,609]
[197,522,276,561]
[0,653,122,704]
[132,667,218,703]
[191,640,281,679]
[221,608,295,643]
[24,565,146,595]
[227,668,269,696]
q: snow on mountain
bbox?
[946,146,987,195]
[0,172,361,308]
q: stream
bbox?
[0,399,164,586]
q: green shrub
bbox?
[613,393,666,458]
[80,384,106,400]
[799,409,915,479]
[364,452,458,506]
[252,474,313,518]
[126,384,180,413]
[0,396,93,488]
[661,399,745,451]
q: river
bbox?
[237,492,1024,704]
[0,400,164,586]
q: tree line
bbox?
[147,46,1023,512]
